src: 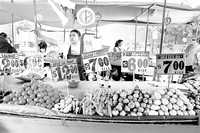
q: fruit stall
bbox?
[1,0,200,133]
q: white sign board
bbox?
[82,49,111,73]
[156,53,185,75]
[50,59,80,81]
[121,51,149,74]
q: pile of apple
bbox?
[52,95,82,114]
[2,81,63,109]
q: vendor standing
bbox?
[67,29,85,80]
[0,32,17,53]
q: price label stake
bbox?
[82,49,111,73]
[51,59,80,81]
[121,51,149,76]
[0,53,25,75]
[156,53,185,75]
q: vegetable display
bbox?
[2,81,63,109]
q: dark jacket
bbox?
[0,36,17,53]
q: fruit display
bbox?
[79,85,196,117]
[52,95,81,114]
[187,90,200,111]
[2,81,63,109]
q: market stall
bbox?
[1,0,200,133]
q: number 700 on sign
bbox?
[156,53,185,75]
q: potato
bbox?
[116,103,123,111]
[113,94,119,101]
[169,110,177,116]
[124,105,131,112]
[167,103,173,110]
[151,105,160,111]
[167,91,173,97]
[141,103,147,108]
[152,92,161,100]
[183,111,188,116]
[173,104,179,111]
[169,98,177,104]
[137,112,143,116]
[128,101,135,109]
[177,110,184,116]
[133,93,139,98]
[188,110,196,116]
[135,102,140,108]
[177,99,184,107]
[154,100,161,105]
[120,91,127,99]
[161,98,169,105]
[120,111,126,116]
[112,109,119,116]
[130,112,137,116]
[123,98,129,104]
[128,95,133,100]
[118,97,123,103]
[132,97,138,102]
[180,105,187,111]
[158,110,164,116]
[148,110,158,116]
[138,107,144,113]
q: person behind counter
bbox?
[38,40,47,54]
[67,29,86,80]
[109,39,124,81]
[0,32,17,53]
[113,39,123,52]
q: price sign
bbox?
[51,59,79,81]
[121,51,149,74]
[156,53,185,74]
[82,49,111,73]
[0,54,25,74]
[26,55,44,71]
[107,52,121,66]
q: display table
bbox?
[0,113,199,133]
[0,76,199,133]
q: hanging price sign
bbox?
[121,51,149,74]
[156,53,185,75]
[82,49,111,73]
[0,53,25,74]
[107,52,121,66]
[51,59,79,81]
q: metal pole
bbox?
[134,19,137,51]
[33,0,38,45]
[133,4,154,51]
[11,0,14,46]
[159,0,167,54]
[145,8,150,52]
[63,7,67,42]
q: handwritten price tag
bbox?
[121,51,149,74]
[156,53,185,75]
[0,54,25,74]
[82,49,111,73]
[51,59,80,81]
[26,55,44,71]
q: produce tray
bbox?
[0,111,199,125]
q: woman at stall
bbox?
[110,39,124,81]
[67,29,86,80]
[113,39,123,52]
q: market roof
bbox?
[0,0,200,28]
